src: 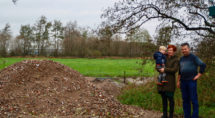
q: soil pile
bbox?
[0,60,160,117]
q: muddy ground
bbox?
[0,60,162,118]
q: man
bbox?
[177,43,206,118]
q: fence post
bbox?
[123,71,126,84]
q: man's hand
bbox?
[193,76,199,81]
[193,73,202,81]
[159,68,164,73]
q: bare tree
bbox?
[16,24,34,55]
[63,21,82,56]
[102,0,215,37]
[0,24,11,56]
[12,0,18,4]
[196,34,215,66]
[155,26,172,46]
[51,20,64,56]
[33,16,52,56]
[125,28,153,57]
[98,26,113,56]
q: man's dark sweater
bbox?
[179,53,206,80]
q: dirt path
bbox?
[85,77,162,118]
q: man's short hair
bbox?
[181,43,190,48]
[159,46,167,51]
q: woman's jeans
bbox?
[160,92,174,118]
[180,80,199,118]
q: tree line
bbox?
[0,16,168,58]
[8,0,215,67]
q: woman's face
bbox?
[168,48,174,56]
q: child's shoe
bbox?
[162,79,168,83]
[157,82,163,85]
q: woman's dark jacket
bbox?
[157,55,179,92]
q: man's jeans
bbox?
[180,80,199,118]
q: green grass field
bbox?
[0,57,155,77]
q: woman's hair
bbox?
[167,45,177,52]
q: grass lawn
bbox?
[0,57,155,77]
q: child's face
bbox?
[160,50,166,54]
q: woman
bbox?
[158,45,179,118]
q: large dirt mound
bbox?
[0,60,160,117]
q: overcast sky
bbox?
[0,0,159,37]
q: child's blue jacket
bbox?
[153,51,166,65]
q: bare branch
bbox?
[12,0,18,4]
[147,5,215,34]
[103,0,215,36]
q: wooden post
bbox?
[124,71,126,84]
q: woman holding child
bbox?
[157,45,179,118]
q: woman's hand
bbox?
[177,81,180,88]
[177,75,181,89]
[159,68,165,73]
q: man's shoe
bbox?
[169,113,173,118]
[161,115,168,118]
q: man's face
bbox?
[181,45,190,56]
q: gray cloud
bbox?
[0,0,158,37]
